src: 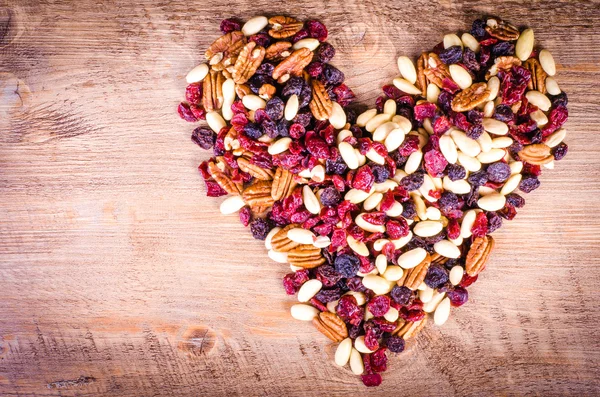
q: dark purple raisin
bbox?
[255,62,275,76]
[298,82,313,108]
[320,64,344,86]
[220,18,242,34]
[466,123,484,140]
[386,336,405,353]
[552,142,568,160]
[438,191,459,214]
[282,76,306,97]
[471,19,487,39]
[519,174,540,193]
[462,48,480,73]
[424,264,449,289]
[400,172,424,191]
[262,119,279,138]
[244,122,262,139]
[437,90,454,112]
[191,126,214,150]
[277,119,290,137]
[466,185,479,207]
[468,170,488,186]
[401,200,417,219]
[334,254,361,278]
[320,186,342,207]
[492,41,515,56]
[506,193,525,208]
[315,288,342,303]
[265,97,284,120]
[487,211,503,233]
[494,104,515,123]
[551,92,568,108]
[467,108,483,124]
[292,111,312,127]
[325,158,348,175]
[486,162,511,183]
[439,45,463,64]
[447,164,466,181]
[447,287,469,306]
[390,286,413,305]
[315,42,336,63]
[371,164,390,184]
[250,218,271,240]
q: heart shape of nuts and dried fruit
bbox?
[178,16,569,387]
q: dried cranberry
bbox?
[498,203,517,220]
[185,83,203,104]
[399,308,425,322]
[305,20,328,41]
[386,219,409,239]
[390,286,413,306]
[249,32,271,48]
[370,348,388,372]
[239,206,252,227]
[424,150,448,177]
[386,336,405,353]
[398,135,420,157]
[249,218,270,240]
[460,273,478,287]
[333,84,356,107]
[336,295,363,325]
[352,165,375,192]
[447,218,461,240]
[220,18,242,34]
[471,212,489,238]
[439,45,463,64]
[414,102,437,122]
[177,102,197,122]
[519,174,541,193]
[447,286,469,306]
[361,373,382,387]
[282,269,310,295]
[486,162,511,183]
[204,179,228,197]
[367,295,391,317]
[334,254,361,278]
[291,28,309,43]
[552,142,568,160]
[315,42,335,62]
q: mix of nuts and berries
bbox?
[179,16,569,387]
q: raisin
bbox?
[390,286,413,306]
[265,97,284,120]
[220,18,242,34]
[519,174,540,193]
[370,164,390,184]
[487,211,503,233]
[282,76,306,97]
[249,218,271,240]
[334,254,361,278]
[505,193,525,208]
[486,162,511,183]
[386,336,405,353]
[494,104,515,123]
[492,41,515,56]
[466,123,484,140]
[468,170,488,186]
[439,45,463,64]
[315,287,342,303]
[191,127,215,150]
[401,200,417,219]
[319,64,344,86]
[552,142,568,160]
[320,186,342,207]
[399,173,423,191]
[243,122,263,139]
[551,92,568,108]
[470,18,487,39]
[462,48,480,73]
[249,33,271,48]
[316,265,342,287]
[315,42,335,63]
[255,62,274,76]
[447,163,466,181]
[447,286,469,306]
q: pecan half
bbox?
[271,168,297,201]
[205,31,246,70]
[402,253,431,290]
[416,53,428,97]
[309,80,333,120]
[237,156,274,180]
[235,84,252,98]
[485,17,520,41]
[272,48,313,83]
[312,312,348,342]
[241,180,275,208]
[265,41,293,62]
[232,41,266,84]
[394,317,427,339]
[423,53,452,89]
[224,127,240,151]
[486,56,522,80]
[287,244,325,268]
[451,82,491,112]
[202,70,225,112]
[465,235,495,276]
[259,83,276,100]
[430,252,449,267]
[518,143,554,165]
[268,16,303,39]
[208,158,242,195]
[523,58,547,94]
[271,223,301,252]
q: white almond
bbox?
[347,235,370,256]
[373,121,399,142]
[356,109,377,127]
[186,63,210,83]
[292,38,320,51]
[487,76,500,101]
[242,16,268,36]
[458,152,482,172]
[451,129,481,157]
[426,206,441,220]
[530,109,548,126]
[384,307,399,322]
[419,174,437,203]
[434,297,451,325]
[434,240,461,259]
[501,173,522,195]
[439,134,458,164]
[427,83,441,103]
[477,193,506,211]
[544,161,555,169]
[412,193,427,220]
[290,304,319,321]
[539,49,556,76]
[477,131,493,153]
[327,299,339,313]
[313,235,331,249]
[373,239,390,252]
[392,77,422,95]
[363,192,383,211]
[374,179,397,193]
[297,279,322,302]
[479,186,495,196]
[461,33,480,52]
[397,247,427,269]
[365,113,392,132]
[414,221,443,237]
[356,150,366,167]
[385,129,406,152]
[302,185,321,215]
[492,136,513,149]
[419,287,434,304]
[345,188,372,204]
[310,165,325,183]
[284,94,299,120]
[449,64,472,90]
[268,137,292,155]
[265,227,281,250]
[335,338,353,367]
[423,291,446,313]
[355,213,386,233]
[477,148,505,164]
[422,118,434,135]
[449,265,464,286]
[375,254,388,274]
[384,99,397,115]
[338,141,359,169]
[545,76,561,96]
[288,228,315,245]
[482,118,509,135]
[509,161,523,175]
[397,56,417,84]
[391,231,413,250]
[350,348,364,375]
[443,33,463,48]
[362,275,394,295]
[329,102,347,129]
[206,111,226,132]
[268,249,287,263]
[460,209,478,238]
[383,266,404,282]
[221,79,236,120]
[243,94,266,111]
[515,28,535,61]
[443,176,471,195]
[298,169,312,178]
[545,128,566,148]
[483,100,495,118]
[366,148,386,165]
[392,115,413,134]
[336,129,353,144]
[392,169,408,183]
[526,90,552,111]
[219,195,246,215]
[356,336,376,354]
[405,150,423,174]
[385,201,403,217]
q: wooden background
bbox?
[1,0,599,395]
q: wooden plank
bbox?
[1,0,599,395]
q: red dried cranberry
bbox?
[370,348,388,373]
[249,32,270,47]
[185,83,203,104]
[305,20,328,41]
[204,179,228,197]
[282,269,310,295]
[177,102,197,122]
[361,373,382,387]
[332,84,356,107]
[447,286,469,306]
[367,295,391,317]
[306,61,323,78]
[471,212,489,238]
[459,272,478,287]
[352,165,375,192]
[386,219,409,239]
[336,295,364,326]
[315,42,335,63]
[220,18,242,34]
[413,102,437,122]
[424,150,448,177]
[239,206,252,227]
[399,308,425,322]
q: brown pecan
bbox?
[241,180,274,208]
[271,168,297,201]
[287,244,325,269]
[312,312,348,342]
[451,82,491,112]
[485,17,520,41]
[430,252,449,267]
[208,159,242,195]
[265,41,293,62]
[309,80,333,120]
[224,127,240,151]
[205,31,246,70]
[232,42,266,84]
[402,253,431,290]
[259,83,276,100]
[272,48,313,83]
[271,223,301,252]
[394,317,427,339]
[268,16,303,39]
[202,70,225,112]
[235,84,252,98]
[423,53,452,89]
[237,156,274,180]
[465,236,495,276]
[486,56,522,80]
[416,53,428,97]
[523,58,547,94]
[518,143,554,165]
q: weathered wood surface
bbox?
[1,1,599,395]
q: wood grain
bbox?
[1,0,600,395]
